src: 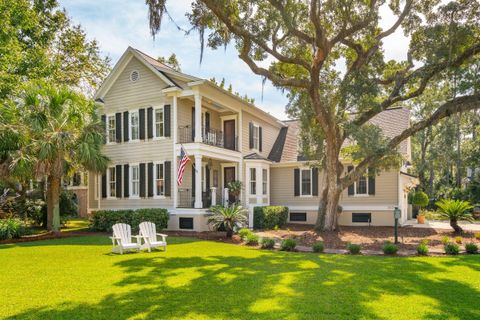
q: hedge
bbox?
[253,206,289,229]
[89,208,169,233]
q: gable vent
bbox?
[130,70,140,82]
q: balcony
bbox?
[178,126,238,151]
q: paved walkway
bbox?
[404,219,480,231]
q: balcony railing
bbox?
[177,187,226,209]
[178,126,238,151]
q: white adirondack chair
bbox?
[139,221,168,252]
[110,223,141,254]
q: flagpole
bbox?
[181,144,198,173]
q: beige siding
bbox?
[242,111,281,158]
[177,98,225,140]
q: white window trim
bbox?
[352,168,370,197]
[106,113,117,145]
[251,122,260,151]
[300,168,313,198]
[129,163,140,199]
[250,167,257,195]
[153,161,166,198]
[153,105,166,140]
[129,110,140,142]
[107,166,116,199]
[262,168,268,195]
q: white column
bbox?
[194,154,203,208]
[211,187,217,206]
[194,93,202,142]
[172,95,178,209]
[256,165,262,205]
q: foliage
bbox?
[89,209,169,233]
[244,233,259,245]
[226,180,242,198]
[59,190,78,217]
[312,241,324,253]
[444,243,460,255]
[207,205,248,238]
[436,199,474,232]
[412,191,430,208]
[441,236,450,245]
[0,218,29,240]
[417,244,429,256]
[157,53,181,71]
[382,242,399,255]
[253,206,289,230]
[455,236,463,244]
[260,237,275,249]
[347,243,361,255]
[465,242,478,254]
[420,239,430,246]
[475,232,480,240]
[238,228,252,240]
[280,238,297,252]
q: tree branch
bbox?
[267,0,315,44]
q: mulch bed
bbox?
[255,224,480,251]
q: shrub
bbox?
[238,228,252,240]
[420,239,430,246]
[475,232,480,240]
[253,206,288,229]
[24,198,47,226]
[280,238,297,251]
[208,205,248,238]
[347,243,361,254]
[260,237,275,249]
[441,236,450,245]
[312,241,324,253]
[444,242,460,255]
[89,209,169,233]
[465,242,478,254]
[417,244,429,255]
[0,218,29,240]
[412,191,429,208]
[59,190,79,216]
[245,233,259,245]
[455,236,463,244]
[383,242,399,255]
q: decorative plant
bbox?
[227,180,242,203]
[455,236,463,244]
[444,242,460,255]
[280,238,297,251]
[245,233,259,245]
[436,199,474,233]
[383,242,399,255]
[347,243,361,255]
[260,237,275,249]
[207,204,248,238]
[312,241,324,253]
[417,244,429,255]
[238,228,252,240]
[441,236,450,245]
[465,243,478,254]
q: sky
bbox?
[59,0,410,120]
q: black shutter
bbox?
[191,107,195,140]
[312,168,319,196]
[115,165,122,198]
[101,115,106,144]
[192,163,195,197]
[147,107,153,139]
[205,112,210,133]
[259,127,263,152]
[101,171,107,198]
[123,164,129,197]
[139,108,145,140]
[348,166,355,196]
[147,162,154,197]
[206,166,210,190]
[139,163,146,197]
[164,105,171,137]
[249,122,253,149]
[294,168,300,196]
[123,111,129,142]
[165,161,171,196]
[368,167,376,195]
[115,113,122,143]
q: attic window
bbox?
[130,70,139,82]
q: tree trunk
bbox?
[455,114,462,187]
[450,218,463,233]
[46,175,61,232]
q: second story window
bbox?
[301,169,312,196]
[130,111,139,140]
[250,168,256,195]
[262,169,268,195]
[107,115,116,143]
[252,125,259,149]
[108,167,116,197]
[155,108,164,138]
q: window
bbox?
[352,213,371,223]
[130,165,140,197]
[108,167,116,198]
[107,115,116,143]
[155,108,164,138]
[290,212,307,222]
[250,168,256,195]
[353,168,369,195]
[179,217,194,230]
[252,124,259,149]
[155,163,164,196]
[262,169,268,195]
[130,111,139,140]
[301,169,312,196]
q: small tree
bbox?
[436,199,474,233]
[207,204,248,238]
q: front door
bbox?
[224,167,236,203]
[223,120,235,150]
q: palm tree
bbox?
[0,83,108,231]
[436,199,474,233]
[207,205,248,238]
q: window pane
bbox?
[109,167,116,197]
[301,169,311,195]
[250,168,256,195]
[155,109,164,137]
[356,176,367,194]
[131,112,139,140]
[262,169,267,195]
[108,116,116,142]
[156,163,164,196]
[131,166,139,196]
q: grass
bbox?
[0,236,479,320]
[61,218,90,232]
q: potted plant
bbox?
[412,191,429,224]
[227,180,242,203]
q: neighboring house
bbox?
[88,46,418,232]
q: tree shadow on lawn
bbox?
[6,246,480,320]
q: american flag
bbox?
[177,146,190,186]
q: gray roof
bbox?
[244,153,271,161]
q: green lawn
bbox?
[1,236,479,320]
